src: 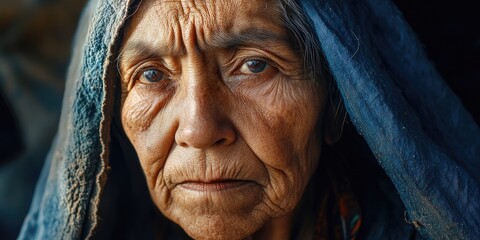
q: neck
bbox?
[249,171,322,240]
[250,212,294,240]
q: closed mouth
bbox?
[178,179,257,192]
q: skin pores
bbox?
[119,0,326,239]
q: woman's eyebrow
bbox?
[118,28,289,65]
[118,42,181,67]
[210,28,290,49]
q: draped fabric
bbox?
[18,0,479,239]
[300,0,480,239]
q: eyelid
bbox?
[131,61,172,82]
[137,69,166,84]
[224,51,274,71]
[238,59,270,74]
[233,56,278,75]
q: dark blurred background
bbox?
[0,0,479,239]
[394,0,480,124]
[0,0,87,239]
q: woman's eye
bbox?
[239,60,269,74]
[139,69,165,83]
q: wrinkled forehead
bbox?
[121,0,287,54]
[145,0,282,26]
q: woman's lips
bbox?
[178,180,257,192]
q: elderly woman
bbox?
[19,0,480,239]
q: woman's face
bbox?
[119,0,326,239]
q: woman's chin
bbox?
[157,183,270,240]
[177,214,262,240]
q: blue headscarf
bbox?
[18,0,480,239]
[300,0,479,238]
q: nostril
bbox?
[175,123,236,149]
[215,138,227,145]
[175,103,236,148]
[178,141,189,148]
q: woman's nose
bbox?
[174,81,236,149]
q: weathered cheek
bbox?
[121,89,162,140]
[121,91,172,188]
[274,82,324,147]
[257,80,323,150]
[237,79,324,196]
[122,99,153,135]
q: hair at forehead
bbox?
[277,0,346,132]
[276,0,323,83]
